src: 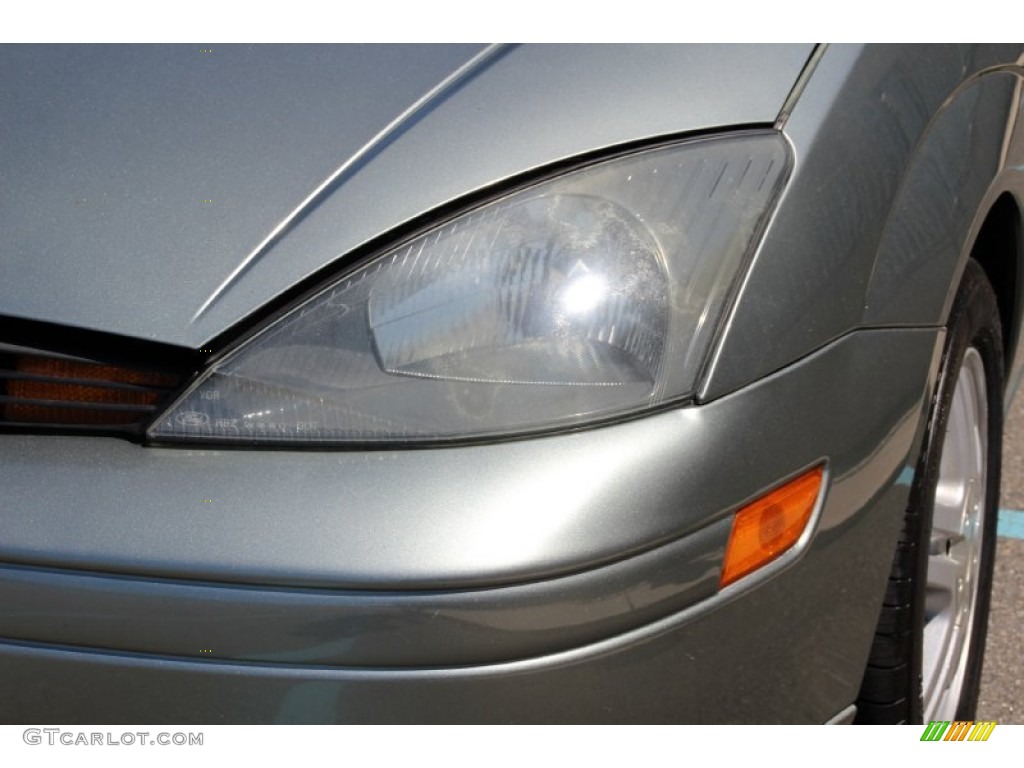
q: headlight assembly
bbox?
[151,132,789,444]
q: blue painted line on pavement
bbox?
[998,508,1024,539]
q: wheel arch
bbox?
[861,69,1022,333]
[970,191,1023,393]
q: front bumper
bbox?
[0,327,941,722]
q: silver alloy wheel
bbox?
[923,347,988,722]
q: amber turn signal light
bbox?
[3,356,177,425]
[720,465,825,588]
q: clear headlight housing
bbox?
[152,132,789,444]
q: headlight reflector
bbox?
[152,132,789,444]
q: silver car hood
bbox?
[1,44,812,347]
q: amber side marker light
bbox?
[719,465,825,588]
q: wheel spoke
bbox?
[931,490,966,543]
[926,554,962,596]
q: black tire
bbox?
[855,260,1002,724]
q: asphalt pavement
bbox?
[977,391,1024,723]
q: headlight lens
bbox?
[152,132,788,444]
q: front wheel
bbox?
[856,260,1002,724]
